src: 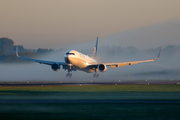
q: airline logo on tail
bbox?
[93,37,98,59]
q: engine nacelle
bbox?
[98,64,107,72]
[51,63,60,71]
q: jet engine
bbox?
[98,64,107,72]
[51,63,60,71]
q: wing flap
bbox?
[110,62,139,68]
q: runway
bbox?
[1,100,180,104]
[0,80,180,86]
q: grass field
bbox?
[0,84,180,120]
[1,84,180,92]
[1,84,180,100]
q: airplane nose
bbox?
[64,56,70,64]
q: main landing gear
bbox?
[66,73,72,77]
[93,73,99,78]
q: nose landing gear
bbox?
[66,73,72,77]
[93,69,99,78]
[66,64,73,78]
[66,67,72,77]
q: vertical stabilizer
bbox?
[92,37,98,59]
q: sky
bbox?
[0,0,180,49]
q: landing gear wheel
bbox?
[93,74,99,78]
[66,73,72,78]
[69,73,72,77]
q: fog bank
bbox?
[0,45,180,82]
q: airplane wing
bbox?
[89,49,161,68]
[104,57,159,68]
[16,47,67,66]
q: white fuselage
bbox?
[64,50,98,73]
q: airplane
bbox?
[16,37,161,78]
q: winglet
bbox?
[92,37,98,59]
[16,47,19,57]
[154,49,161,60]
[158,49,161,58]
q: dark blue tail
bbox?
[92,37,98,59]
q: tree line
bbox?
[0,37,55,63]
[0,37,180,63]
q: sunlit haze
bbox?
[0,0,180,49]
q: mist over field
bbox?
[0,44,180,82]
[1,19,180,82]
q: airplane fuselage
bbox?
[64,50,98,73]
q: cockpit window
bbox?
[66,53,75,55]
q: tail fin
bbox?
[92,37,98,59]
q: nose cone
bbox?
[64,50,73,64]
[65,56,70,64]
